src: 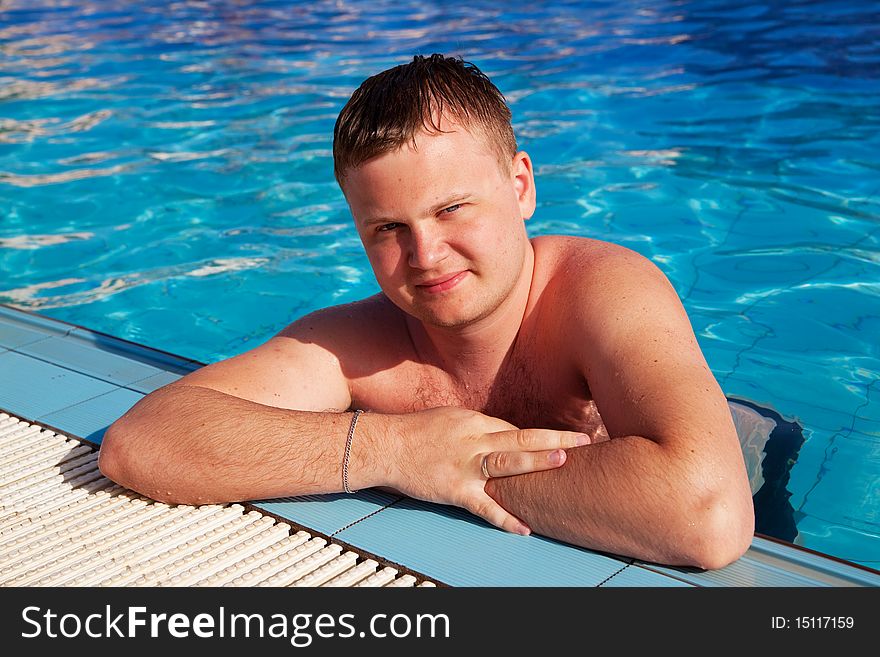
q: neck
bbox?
[406,243,536,386]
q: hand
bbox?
[385,407,590,535]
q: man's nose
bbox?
[407,224,449,270]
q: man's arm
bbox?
[486,246,755,569]
[98,302,585,533]
[98,308,364,504]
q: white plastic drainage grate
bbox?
[0,412,437,588]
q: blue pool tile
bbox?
[792,514,879,573]
[69,327,203,374]
[0,316,61,350]
[254,490,402,536]
[792,431,879,543]
[643,536,880,587]
[724,372,856,438]
[0,305,73,344]
[16,335,168,387]
[38,387,144,444]
[0,350,117,421]
[127,370,186,393]
[602,565,693,587]
[643,560,818,587]
[335,498,630,586]
[852,404,879,438]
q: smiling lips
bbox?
[415,271,468,294]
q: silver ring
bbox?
[480,455,491,479]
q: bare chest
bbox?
[351,347,609,441]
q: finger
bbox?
[483,448,568,478]
[467,494,531,536]
[489,428,591,451]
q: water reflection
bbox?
[0,0,878,568]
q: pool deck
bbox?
[1,303,877,587]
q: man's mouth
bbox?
[415,271,468,294]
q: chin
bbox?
[384,285,501,328]
[420,313,477,329]
[415,300,498,329]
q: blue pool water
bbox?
[1,0,877,570]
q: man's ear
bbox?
[511,151,536,221]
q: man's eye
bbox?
[443,204,461,214]
[376,222,402,232]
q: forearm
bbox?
[485,436,754,569]
[98,384,393,505]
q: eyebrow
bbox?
[362,193,472,226]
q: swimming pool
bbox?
[1,0,877,570]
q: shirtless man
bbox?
[98,54,754,570]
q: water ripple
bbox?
[0,163,135,187]
[0,110,112,143]
[0,232,95,250]
[1,0,878,569]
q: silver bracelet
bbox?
[342,409,363,494]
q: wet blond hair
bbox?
[333,54,517,186]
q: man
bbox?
[99,54,754,569]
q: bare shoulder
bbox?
[534,234,652,268]
[533,235,672,309]
[278,293,412,379]
[165,294,405,411]
[534,235,699,380]
[536,236,729,437]
[278,293,403,346]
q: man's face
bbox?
[341,119,536,329]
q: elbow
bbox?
[99,413,215,507]
[97,419,136,491]
[681,488,755,571]
[98,425,179,504]
[98,418,174,503]
[98,386,208,505]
